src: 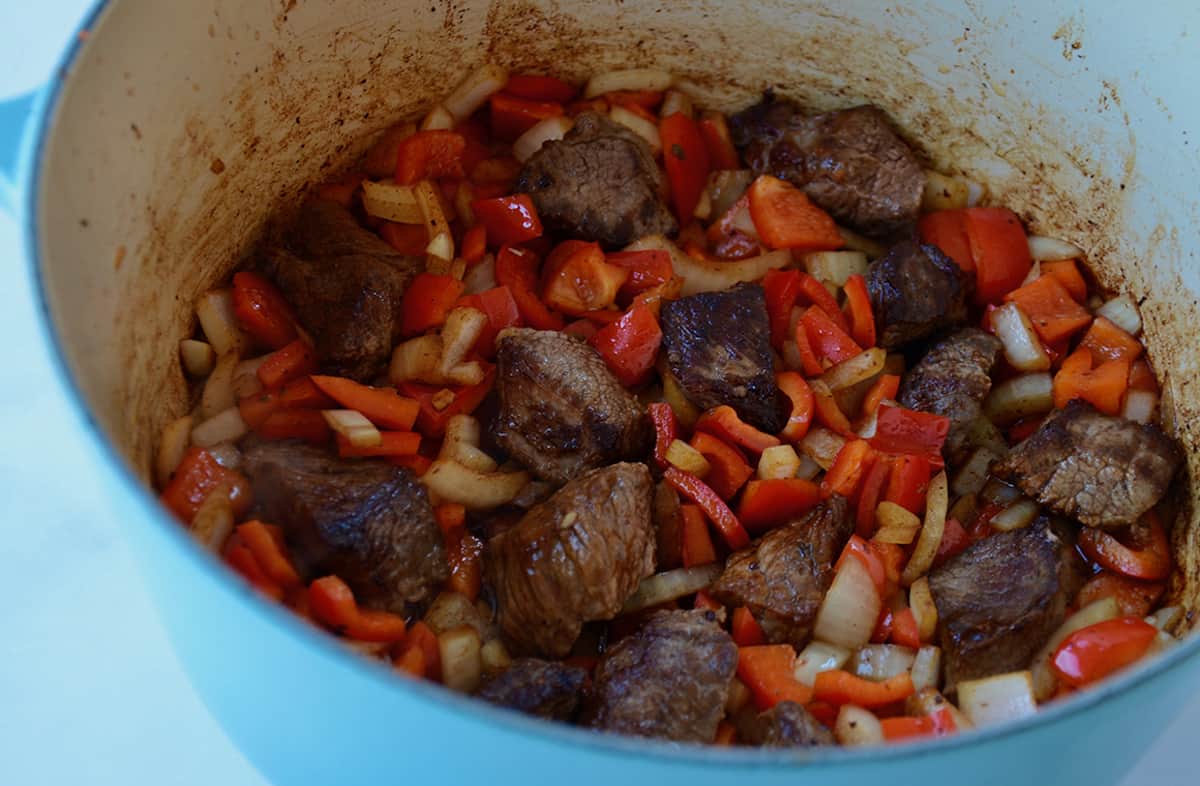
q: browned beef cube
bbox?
[739,701,836,747]
[265,199,422,381]
[242,439,446,613]
[515,112,677,247]
[898,328,1002,466]
[486,463,656,657]
[868,241,972,348]
[477,658,588,721]
[993,400,1182,529]
[660,282,786,433]
[493,328,649,484]
[928,519,1074,686]
[587,609,737,743]
[709,497,852,646]
[731,98,925,238]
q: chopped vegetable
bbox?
[621,564,723,613]
[835,704,884,747]
[542,241,628,315]
[1080,316,1142,363]
[195,289,248,358]
[472,194,543,247]
[900,471,948,585]
[868,404,950,467]
[422,458,529,511]
[990,302,1051,372]
[880,708,957,741]
[776,372,815,442]
[308,575,408,643]
[588,305,663,387]
[257,339,317,390]
[737,478,823,532]
[680,504,718,568]
[665,439,711,477]
[732,607,767,647]
[1051,616,1158,688]
[813,669,914,708]
[660,112,711,223]
[322,409,382,448]
[584,68,673,99]
[310,376,419,430]
[694,405,781,455]
[957,671,1037,727]
[842,274,876,348]
[747,175,843,251]
[814,553,881,649]
[443,63,509,122]
[395,130,466,185]
[1004,274,1092,344]
[160,446,250,523]
[504,73,577,103]
[737,644,813,709]
[494,246,563,330]
[489,93,564,141]
[801,306,862,367]
[756,444,802,480]
[1053,347,1130,416]
[179,339,216,377]
[689,431,753,500]
[664,467,751,550]
[1078,512,1171,580]
[821,439,875,498]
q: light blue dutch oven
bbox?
[8,1,1200,783]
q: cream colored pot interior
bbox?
[36,0,1199,617]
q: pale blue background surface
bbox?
[0,2,1194,784]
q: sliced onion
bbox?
[322,409,382,448]
[803,250,869,287]
[988,499,1039,532]
[659,88,694,118]
[901,471,948,586]
[191,406,249,448]
[665,439,711,477]
[413,179,451,243]
[910,647,942,692]
[874,501,923,545]
[951,447,998,498]
[984,372,1054,426]
[922,170,984,212]
[231,356,267,399]
[621,564,723,614]
[991,303,1051,372]
[815,554,882,649]
[462,253,496,295]
[1122,389,1158,424]
[156,414,195,488]
[835,704,884,746]
[389,335,445,385]
[1030,597,1120,700]
[444,63,508,123]
[179,339,216,377]
[584,68,673,98]
[793,641,852,686]
[706,169,753,218]
[426,231,455,262]
[420,104,455,131]
[609,105,662,154]
[190,482,235,551]
[362,179,422,224]
[800,426,847,471]
[1027,234,1083,262]
[513,116,573,163]
[659,364,700,428]
[980,477,1022,507]
[909,577,938,642]
[195,289,247,358]
[438,625,483,692]
[439,415,498,473]
[625,235,790,297]
[439,307,488,375]
[1095,294,1142,336]
[422,459,530,511]
[850,644,916,682]
[906,686,971,728]
[200,352,239,420]
[1147,605,1183,633]
[480,638,513,675]
[958,671,1037,727]
[205,441,243,470]
[757,444,801,480]
[795,452,823,481]
[821,347,886,392]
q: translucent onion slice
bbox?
[958,671,1037,727]
[621,564,723,614]
[901,471,948,586]
[584,68,674,98]
[513,116,573,163]
[444,63,509,122]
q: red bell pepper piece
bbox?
[680,504,718,568]
[489,93,564,140]
[276,377,336,410]
[472,195,544,247]
[648,402,678,470]
[792,317,826,377]
[884,454,931,515]
[400,273,465,336]
[731,607,767,647]
[394,130,466,185]
[257,339,317,389]
[335,431,422,458]
[842,273,876,349]
[812,669,915,708]
[504,74,578,103]
[837,534,889,596]
[776,371,815,442]
[308,575,408,643]
[457,285,523,358]
[255,409,331,443]
[891,607,922,649]
[603,90,664,111]
[1005,274,1093,344]
[694,405,782,454]
[1040,259,1088,303]
[1080,317,1143,363]
[880,708,957,741]
[398,364,496,437]
[918,210,974,271]
[310,375,420,430]
[399,620,442,681]
[693,589,723,612]
[798,273,852,334]
[543,241,628,316]
[664,467,751,550]
[589,305,663,387]
[1051,617,1157,688]
[1078,512,1171,581]
[236,521,301,589]
[223,536,285,600]
[689,432,753,500]
[822,439,876,498]
[811,381,856,438]
[660,112,711,223]
[762,268,804,349]
[1076,573,1165,618]
[231,271,299,350]
[1053,347,1131,416]
[964,207,1033,304]
[379,221,432,256]
[604,249,674,299]
[461,223,487,264]
[737,645,813,710]
[933,517,970,567]
[698,111,741,171]
[855,456,892,537]
[494,245,563,330]
[160,447,251,523]
[737,478,824,532]
[862,374,901,419]
[869,404,951,468]
[747,175,844,251]
[801,307,862,367]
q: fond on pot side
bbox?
[35,0,1199,618]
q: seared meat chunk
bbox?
[899,328,1002,466]
[265,199,421,381]
[661,282,786,433]
[478,658,588,721]
[994,400,1182,529]
[493,328,649,484]
[587,609,737,742]
[868,241,972,348]
[740,701,836,748]
[928,520,1074,686]
[486,463,656,657]
[731,98,925,237]
[243,440,445,613]
[709,497,852,646]
[515,112,677,247]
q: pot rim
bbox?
[22,0,1200,769]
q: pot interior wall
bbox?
[35,0,1200,617]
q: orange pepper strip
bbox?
[812,669,915,708]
